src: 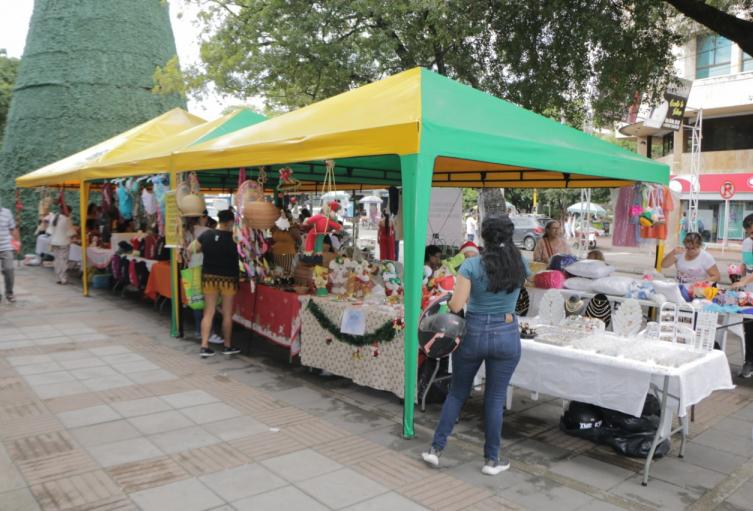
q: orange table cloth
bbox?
[145,261,172,300]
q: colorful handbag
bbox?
[181,266,205,310]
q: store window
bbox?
[661,133,674,156]
[681,114,753,152]
[696,35,731,78]
[744,52,753,72]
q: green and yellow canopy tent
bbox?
[16,68,668,438]
[160,67,669,437]
[15,107,267,334]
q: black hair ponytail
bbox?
[481,215,526,293]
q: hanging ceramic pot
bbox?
[237,179,278,230]
[175,181,206,218]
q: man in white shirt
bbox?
[465,213,478,242]
[0,203,19,302]
[49,205,75,285]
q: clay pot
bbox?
[179,193,206,217]
[243,201,279,230]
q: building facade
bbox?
[620,31,753,242]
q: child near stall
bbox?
[586,249,604,261]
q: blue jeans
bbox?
[431,312,521,461]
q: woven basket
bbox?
[243,201,279,230]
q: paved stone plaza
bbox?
[1,266,753,510]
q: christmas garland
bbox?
[306,300,402,347]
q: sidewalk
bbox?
[1,267,753,510]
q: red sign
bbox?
[720,181,735,199]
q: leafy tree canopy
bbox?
[0,49,20,145]
[166,0,684,127]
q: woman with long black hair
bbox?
[422,215,529,475]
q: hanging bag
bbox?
[181,266,205,310]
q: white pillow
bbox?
[591,276,635,296]
[651,280,687,304]
[564,277,594,292]
[566,260,615,279]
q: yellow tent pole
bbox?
[533,189,538,213]
[79,181,90,297]
[654,239,664,272]
[169,168,181,337]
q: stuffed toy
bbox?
[302,200,342,253]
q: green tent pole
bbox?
[399,153,434,438]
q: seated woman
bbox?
[533,220,570,265]
[661,232,720,284]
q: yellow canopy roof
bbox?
[79,108,266,181]
[15,108,205,188]
[171,69,421,172]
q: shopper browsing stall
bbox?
[48,205,75,285]
[422,215,529,476]
[191,209,241,358]
[661,232,720,284]
[729,214,753,378]
[533,220,570,264]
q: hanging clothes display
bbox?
[638,185,673,241]
[612,186,639,247]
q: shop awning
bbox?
[671,173,753,197]
[15,108,206,188]
[172,68,669,188]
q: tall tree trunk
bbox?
[663,0,753,56]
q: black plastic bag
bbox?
[601,394,661,434]
[605,432,671,459]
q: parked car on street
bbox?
[511,215,544,251]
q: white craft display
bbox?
[538,289,565,326]
[611,299,643,337]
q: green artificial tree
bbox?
[0,0,186,253]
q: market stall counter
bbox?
[232,283,303,356]
[299,295,408,399]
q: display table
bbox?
[509,334,734,484]
[144,261,172,300]
[86,246,115,269]
[232,284,302,355]
[525,287,657,318]
[299,296,408,399]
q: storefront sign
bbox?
[644,78,693,131]
[720,181,735,200]
[164,191,181,247]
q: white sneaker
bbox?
[481,457,510,475]
[421,447,441,467]
[208,334,224,345]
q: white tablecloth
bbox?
[86,247,115,269]
[68,244,82,263]
[511,337,734,417]
[110,232,145,248]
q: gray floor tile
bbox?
[342,492,429,511]
[646,455,726,491]
[81,374,134,392]
[87,437,164,467]
[713,416,753,438]
[32,380,88,399]
[727,480,753,510]
[504,477,595,511]
[50,350,94,362]
[681,442,749,475]
[0,488,41,511]
[296,468,388,509]
[232,485,329,511]
[130,477,224,511]
[24,370,75,386]
[262,449,342,483]
[574,500,626,511]
[110,360,160,374]
[59,357,107,370]
[129,410,195,435]
[203,416,270,441]
[70,366,120,380]
[89,346,131,356]
[111,397,172,418]
[610,474,704,511]
[200,463,287,502]
[7,354,53,366]
[70,420,142,448]
[549,455,635,491]
[57,404,121,428]
[101,353,147,365]
[161,390,219,409]
[15,361,63,375]
[149,426,220,454]
[0,445,26,493]
[181,403,242,425]
[693,427,753,457]
[128,369,177,384]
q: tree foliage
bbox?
[664,0,753,56]
[166,0,683,126]
[0,49,20,145]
